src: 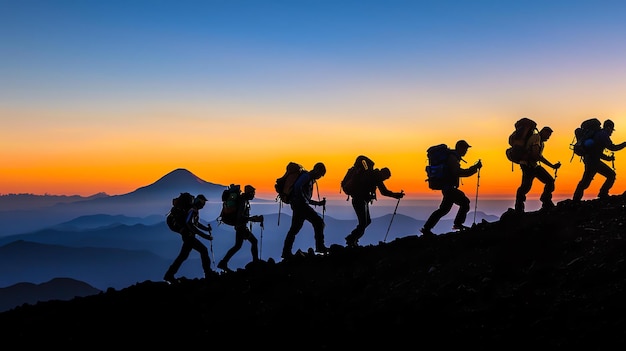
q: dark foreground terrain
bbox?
[2,194,626,348]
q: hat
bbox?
[244,185,255,193]
[455,140,471,149]
[194,194,207,206]
[380,167,391,180]
[604,119,615,131]
[541,126,553,133]
[313,162,326,176]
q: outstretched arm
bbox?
[196,221,212,232]
[377,181,404,199]
[539,155,561,169]
[607,141,626,152]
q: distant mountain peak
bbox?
[155,168,210,187]
[129,168,224,196]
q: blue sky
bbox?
[2,0,626,199]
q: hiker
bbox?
[420,140,482,237]
[573,119,626,201]
[164,194,214,283]
[514,126,561,212]
[281,162,328,259]
[345,167,404,247]
[217,185,263,272]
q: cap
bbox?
[244,185,255,193]
[604,119,615,131]
[313,162,326,176]
[194,194,207,206]
[455,140,471,149]
[541,126,553,133]
[380,167,391,180]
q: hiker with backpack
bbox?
[514,126,561,213]
[217,185,264,272]
[420,140,482,237]
[164,194,214,284]
[573,119,626,201]
[344,164,404,248]
[281,162,328,259]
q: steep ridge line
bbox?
[1,193,625,348]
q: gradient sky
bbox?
[2,0,626,201]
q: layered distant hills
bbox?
[0,168,228,235]
[0,168,498,312]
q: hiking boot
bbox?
[315,245,329,254]
[163,274,177,284]
[452,224,470,231]
[281,251,293,260]
[541,201,555,210]
[217,260,233,273]
[598,193,610,200]
[420,227,435,237]
[345,236,359,248]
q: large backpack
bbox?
[505,117,538,164]
[275,162,305,204]
[218,184,241,226]
[341,155,377,200]
[425,144,453,190]
[166,192,194,232]
[571,118,602,158]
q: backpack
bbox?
[275,162,305,204]
[341,155,377,200]
[425,144,453,190]
[505,117,538,164]
[218,184,241,226]
[166,192,194,232]
[571,118,602,157]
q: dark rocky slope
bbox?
[1,194,625,348]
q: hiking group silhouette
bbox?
[164,117,626,281]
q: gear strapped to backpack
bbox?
[570,118,602,159]
[218,184,241,226]
[341,155,377,200]
[505,117,538,165]
[166,192,194,233]
[275,162,305,204]
[425,144,453,190]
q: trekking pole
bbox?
[612,152,616,170]
[259,219,264,260]
[554,165,558,180]
[384,190,403,243]
[473,166,481,225]
[277,198,282,226]
[315,181,325,220]
[208,225,215,268]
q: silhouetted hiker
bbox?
[420,140,482,237]
[515,126,561,212]
[217,185,263,272]
[573,119,626,201]
[164,194,214,283]
[281,162,328,259]
[345,167,404,247]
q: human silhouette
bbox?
[281,162,328,259]
[514,126,561,212]
[573,119,626,201]
[420,140,482,237]
[217,185,263,272]
[164,194,214,283]
[345,166,404,247]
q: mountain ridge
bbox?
[1,193,625,347]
